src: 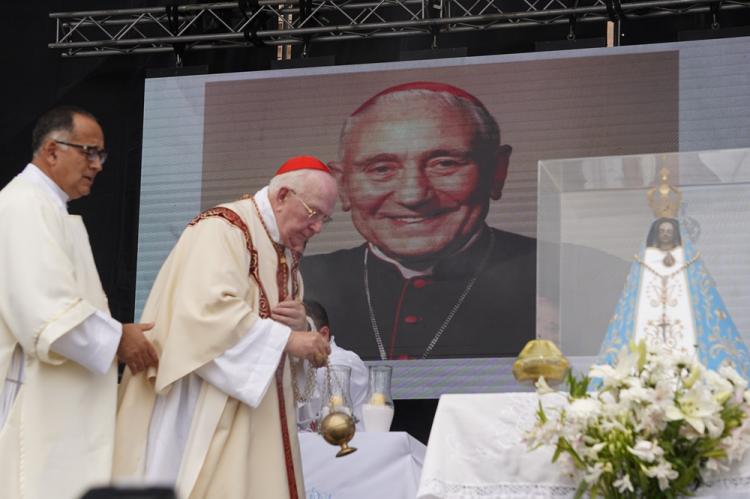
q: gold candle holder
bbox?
[512,339,569,385]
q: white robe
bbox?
[0,164,121,499]
[114,187,305,499]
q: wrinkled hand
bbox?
[284,331,330,368]
[118,322,159,375]
[272,300,309,331]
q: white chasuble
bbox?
[634,246,697,356]
[114,191,305,499]
[0,171,119,499]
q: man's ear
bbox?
[41,139,58,166]
[275,186,291,205]
[320,325,331,343]
[490,145,512,201]
[327,161,351,211]
[270,186,292,217]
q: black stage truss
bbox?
[49,0,750,57]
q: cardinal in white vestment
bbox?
[0,106,158,499]
[113,156,336,499]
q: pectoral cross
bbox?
[656,312,672,342]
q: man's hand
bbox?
[118,322,159,375]
[272,300,309,331]
[284,331,331,368]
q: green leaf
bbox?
[574,480,588,499]
[536,400,548,424]
[635,340,647,371]
[564,369,591,399]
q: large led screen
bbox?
[137,37,750,396]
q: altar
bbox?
[300,431,426,499]
[417,393,750,498]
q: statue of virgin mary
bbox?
[598,170,750,378]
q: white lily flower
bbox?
[670,351,699,371]
[703,457,729,479]
[704,414,726,440]
[522,416,564,448]
[583,442,607,460]
[720,365,748,391]
[620,383,657,406]
[704,370,734,405]
[667,384,722,434]
[644,460,679,491]
[628,440,663,463]
[613,474,634,493]
[590,348,639,388]
[584,462,606,485]
[568,397,601,424]
[682,362,705,389]
[720,365,748,403]
[635,404,668,434]
[652,378,676,407]
[722,413,750,462]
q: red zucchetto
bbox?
[275,155,331,176]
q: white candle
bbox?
[362,403,394,432]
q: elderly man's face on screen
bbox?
[333,91,510,264]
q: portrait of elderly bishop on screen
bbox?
[301,82,536,361]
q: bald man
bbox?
[302,82,536,361]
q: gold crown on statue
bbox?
[647,167,682,218]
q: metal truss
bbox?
[49,0,750,57]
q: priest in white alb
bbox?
[113,156,337,498]
[0,106,159,499]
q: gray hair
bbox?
[269,168,335,197]
[338,88,500,165]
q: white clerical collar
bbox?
[368,244,433,279]
[20,163,69,212]
[367,226,484,279]
[253,186,281,244]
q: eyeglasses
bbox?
[55,140,108,164]
[290,190,332,225]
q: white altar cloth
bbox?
[300,431,426,499]
[417,393,750,499]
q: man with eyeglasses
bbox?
[114,156,337,499]
[0,105,159,499]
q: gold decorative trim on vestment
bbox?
[188,206,271,318]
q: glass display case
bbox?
[537,148,750,360]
